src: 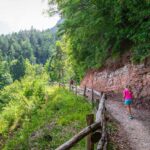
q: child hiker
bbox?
[123,85,133,119]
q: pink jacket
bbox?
[123,88,133,100]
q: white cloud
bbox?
[0,0,60,34]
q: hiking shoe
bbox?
[129,115,133,119]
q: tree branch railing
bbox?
[56,84,108,150]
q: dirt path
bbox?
[75,87,150,150]
[106,99,150,150]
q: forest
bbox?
[0,27,57,88]
[48,0,150,77]
[0,0,150,149]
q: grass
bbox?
[106,114,119,150]
[2,86,92,150]
[0,74,120,150]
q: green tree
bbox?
[48,0,150,78]
[0,28,58,65]
[45,41,65,82]
[10,56,25,80]
[0,53,13,89]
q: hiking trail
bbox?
[106,98,150,150]
[76,87,150,150]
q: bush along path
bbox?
[73,86,150,150]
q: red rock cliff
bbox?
[81,64,150,109]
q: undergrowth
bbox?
[107,121,118,150]
[0,82,92,149]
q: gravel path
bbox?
[75,87,150,150]
[106,99,150,150]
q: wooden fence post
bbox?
[86,114,94,150]
[69,82,71,91]
[76,82,77,95]
[91,88,94,107]
[84,86,86,96]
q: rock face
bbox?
[81,64,150,110]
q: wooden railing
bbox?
[56,84,108,150]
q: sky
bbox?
[0,0,60,35]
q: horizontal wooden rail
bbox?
[96,94,107,150]
[86,87,101,97]
[96,94,105,122]
[56,122,101,150]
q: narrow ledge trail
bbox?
[75,87,150,150]
[106,98,150,150]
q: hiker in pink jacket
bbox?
[123,85,134,119]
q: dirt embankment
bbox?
[81,62,150,110]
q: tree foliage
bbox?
[10,56,25,81]
[0,53,13,89]
[48,0,150,77]
[0,27,59,87]
[0,28,57,64]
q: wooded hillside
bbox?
[48,0,150,78]
[0,27,58,88]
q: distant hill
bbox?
[0,24,61,64]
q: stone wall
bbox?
[81,64,150,109]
